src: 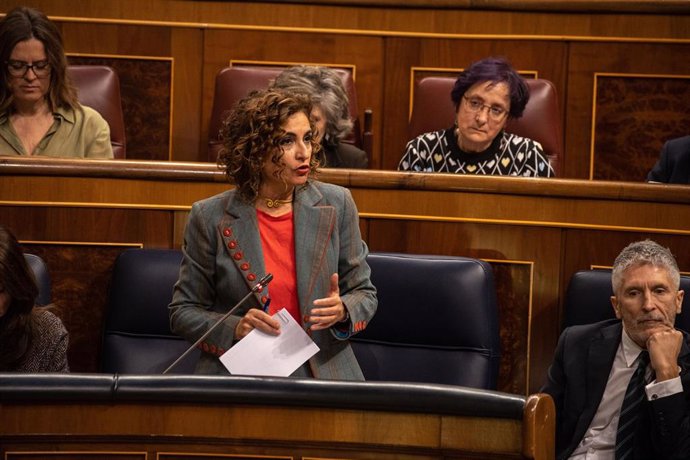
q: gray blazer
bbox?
[169,180,377,380]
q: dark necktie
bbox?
[615,350,650,460]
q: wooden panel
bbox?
[60,22,174,161]
[3,159,690,392]
[0,205,175,372]
[19,243,137,372]
[592,74,690,181]
[171,28,205,162]
[559,230,690,323]
[566,41,690,179]
[13,7,687,171]
[56,21,204,162]
[364,219,534,394]
[0,400,541,459]
[201,29,384,167]
[6,454,144,460]
[68,55,173,161]
[381,38,568,171]
[60,22,173,57]
[3,0,690,171]
[22,0,690,39]
[161,455,291,460]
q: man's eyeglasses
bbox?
[6,60,51,78]
[462,96,508,121]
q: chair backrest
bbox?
[408,77,562,175]
[67,65,126,159]
[351,252,501,389]
[207,65,365,161]
[563,269,690,332]
[24,253,51,306]
[101,249,198,374]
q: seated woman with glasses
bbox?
[0,6,112,158]
[398,57,553,177]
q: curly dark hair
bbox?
[218,88,321,202]
[0,6,78,115]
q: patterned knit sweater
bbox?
[13,309,70,372]
[398,127,554,177]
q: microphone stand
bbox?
[163,273,273,374]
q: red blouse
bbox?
[256,209,300,323]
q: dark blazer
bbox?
[541,319,690,460]
[321,141,368,169]
[169,180,377,380]
[647,135,690,184]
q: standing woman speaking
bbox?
[169,88,377,380]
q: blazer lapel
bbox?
[293,183,335,316]
[218,193,268,306]
[678,333,690,372]
[574,322,622,442]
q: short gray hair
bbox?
[271,65,353,145]
[611,240,680,292]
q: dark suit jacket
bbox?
[321,141,368,169]
[541,319,690,460]
[647,135,690,184]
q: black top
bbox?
[320,141,368,168]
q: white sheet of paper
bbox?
[219,308,320,377]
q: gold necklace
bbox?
[263,197,293,208]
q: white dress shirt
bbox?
[569,328,682,460]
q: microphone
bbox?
[163,273,273,374]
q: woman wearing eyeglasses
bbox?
[0,7,112,158]
[398,57,553,177]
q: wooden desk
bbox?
[0,373,555,460]
[2,157,689,393]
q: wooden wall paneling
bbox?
[14,0,690,39]
[487,259,532,395]
[171,28,205,162]
[559,230,690,326]
[0,388,550,459]
[6,453,146,460]
[66,54,174,161]
[0,207,174,248]
[201,29,384,167]
[59,22,176,161]
[0,205,175,372]
[4,160,690,396]
[0,174,228,216]
[592,73,690,181]
[362,218,562,394]
[3,442,435,460]
[381,37,568,171]
[20,243,138,374]
[60,22,173,56]
[565,41,690,180]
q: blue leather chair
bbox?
[25,253,51,306]
[101,249,199,374]
[563,269,690,332]
[352,252,501,389]
[101,249,501,387]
